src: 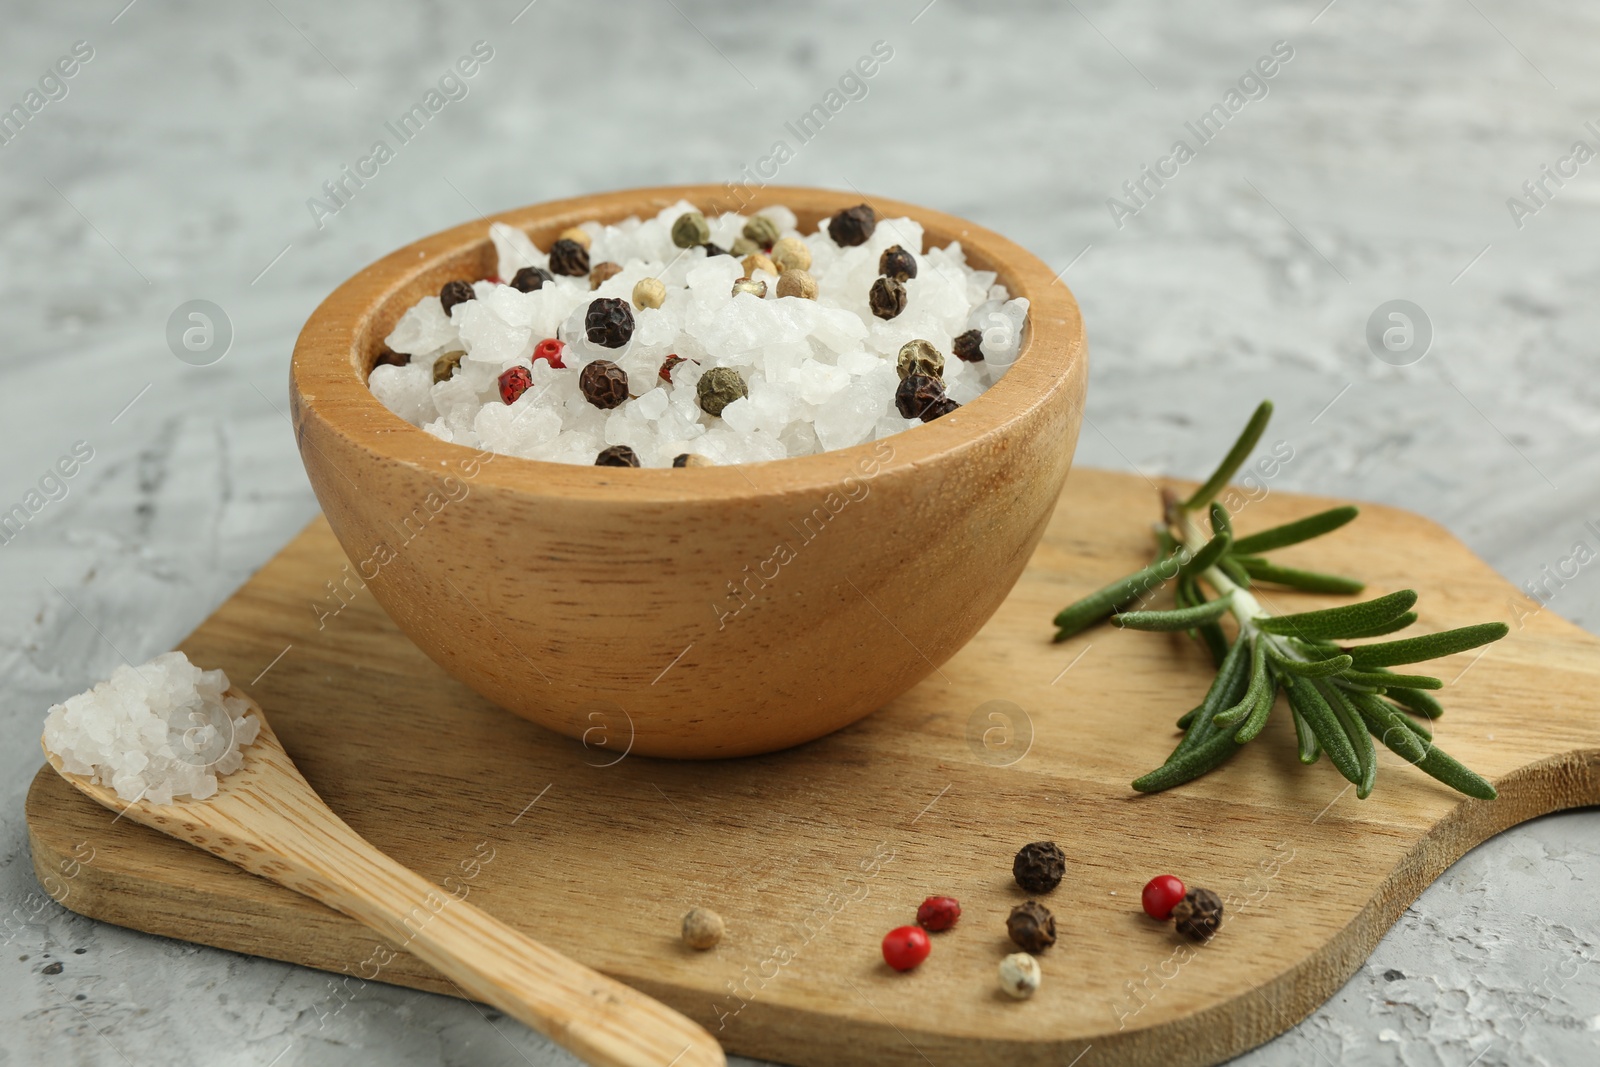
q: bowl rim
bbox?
[290,184,1085,502]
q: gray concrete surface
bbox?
[2,1,1597,1064]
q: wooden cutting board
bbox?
[26,468,1600,1067]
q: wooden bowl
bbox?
[289,185,1087,758]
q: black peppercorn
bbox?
[585,297,635,349]
[879,244,918,281]
[594,445,640,468]
[894,374,947,421]
[921,396,960,422]
[827,203,877,247]
[953,328,985,363]
[511,266,553,293]
[373,347,410,369]
[548,238,591,277]
[1006,901,1056,954]
[579,360,630,409]
[1172,888,1224,941]
[672,453,690,468]
[1012,841,1066,894]
[869,277,907,320]
[673,452,711,468]
[440,279,476,315]
[703,242,730,258]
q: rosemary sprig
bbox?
[1051,400,1508,800]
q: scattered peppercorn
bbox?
[916,895,961,932]
[673,453,712,468]
[440,279,476,315]
[681,907,724,949]
[548,238,590,277]
[742,252,777,279]
[590,261,623,290]
[895,374,947,420]
[433,350,465,384]
[595,444,640,468]
[731,278,768,299]
[770,236,811,273]
[921,396,960,422]
[557,226,593,250]
[511,266,553,293]
[373,347,409,369]
[579,359,630,409]
[881,925,931,972]
[827,203,876,247]
[671,211,711,249]
[1141,875,1187,921]
[697,366,748,417]
[896,339,945,381]
[659,354,693,383]
[776,269,818,300]
[1172,888,1224,941]
[731,235,759,257]
[869,277,907,320]
[1007,901,1057,953]
[498,366,533,405]
[532,338,566,369]
[742,214,781,248]
[585,297,635,348]
[879,244,918,281]
[702,241,729,258]
[1013,841,1067,894]
[998,952,1042,1000]
[633,277,667,310]
[953,328,985,363]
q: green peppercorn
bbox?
[731,278,767,299]
[548,239,590,277]
[594,444,640,468]
[433,350,465,384]
[731,235,759,257]
[879,245,918,281]
[742,215,781,248]
[672,211,711,249]
[697,366,748,417]
[896,340,944,381]
[869,277,907,320]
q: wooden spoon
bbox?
[43,687,725,1067]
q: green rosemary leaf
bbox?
[1209,502,1232,540]
[1234,557,1367,595]
[1415,746,1498,800]
[1344,622,1510,668]
[1114,594,1235,632]
[1339,669,1444,691]
[1270,652,1355,678]
[1132,729,1247,793]
[1289,702,1321,764]
[1337,611,1419,639]
[1052,553,1183,638]
[1178,530,1232,577]
[1352,694,1495,798]
[1214,639,1270,728]
[1384,684,1445,720]
[1233,661,1279,743]
[1383,699,1433,741]
[1257,590,1419,640]
[1283,675,1361,785]
[1171,637,1251,760]
[1178,577,1230,666]
[1230,506,1360,555]
[1326,683,1377,798]
[1183,400,1274,510]
[1175,703,1203,730]
[1217,554,1253,589]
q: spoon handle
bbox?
[276,823,724,1067]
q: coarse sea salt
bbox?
[42,652,260,805]
[368,201,1029,468]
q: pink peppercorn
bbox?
[1142,874,1187,920]
[498,366,533,405]
[916,896,961,932]
[532,338,566,369]
[881,926,930,972]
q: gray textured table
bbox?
[3,2,1596,1064]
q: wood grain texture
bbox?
[27,468,1600,1067]
[41,695,724,1067]
[288,185,1087,757]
